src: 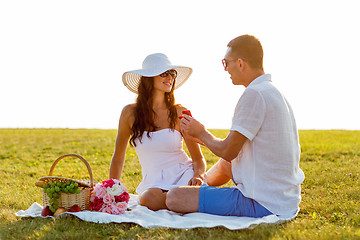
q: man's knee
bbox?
[166,187,200,213]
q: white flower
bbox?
[106,183,123,196]
[120,183,128,192]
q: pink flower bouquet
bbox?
[89,179,130,215]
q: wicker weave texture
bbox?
[42,188,91,210]
[41,154,94,210]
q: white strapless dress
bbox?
[134,128,194,194]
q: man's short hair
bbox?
[227,35,264,70]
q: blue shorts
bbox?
[198,184,272,218]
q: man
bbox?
[166,35,305,219]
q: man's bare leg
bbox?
[166,186,200,213]
[206,158,232,186]
[167,159,232,213]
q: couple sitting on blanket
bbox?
[109,35,305,219]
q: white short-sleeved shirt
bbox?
[231,74,305,219]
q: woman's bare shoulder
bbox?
[120,104,136,122]
[122,103,136,112]
[175,104,187,115]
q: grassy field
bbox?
[0,129,359,239]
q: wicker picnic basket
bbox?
[39,154,95,211]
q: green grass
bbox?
[0,129,359,239]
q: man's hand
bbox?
[180,115,206,140]
[182,131,206,145]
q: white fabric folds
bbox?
[15,194,292,230]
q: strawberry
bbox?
[179,110,192,120]
[182,110,192,117]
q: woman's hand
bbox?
[188,174,204,186]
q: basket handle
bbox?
[49,153,94,187]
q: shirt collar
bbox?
[248,74,271,87]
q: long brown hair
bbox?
[130,76,178,146]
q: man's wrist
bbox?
[198,129,210,147]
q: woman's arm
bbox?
[184,136,206,186]
[176,106,206,185]
[109,104,133,180]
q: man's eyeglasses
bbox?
[159,70,177,79]
[222,58,237,69]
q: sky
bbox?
[1,0,359,130]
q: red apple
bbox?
[69,205,82,212]
[41,206,53,217]
[53,207,66,217]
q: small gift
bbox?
[90,179,130,215]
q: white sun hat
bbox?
[122,53,193,94]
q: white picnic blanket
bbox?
[15,194,291,230]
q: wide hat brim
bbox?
[122,65,193,94]
[122,53,193,93]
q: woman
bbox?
[109,53,206,211]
